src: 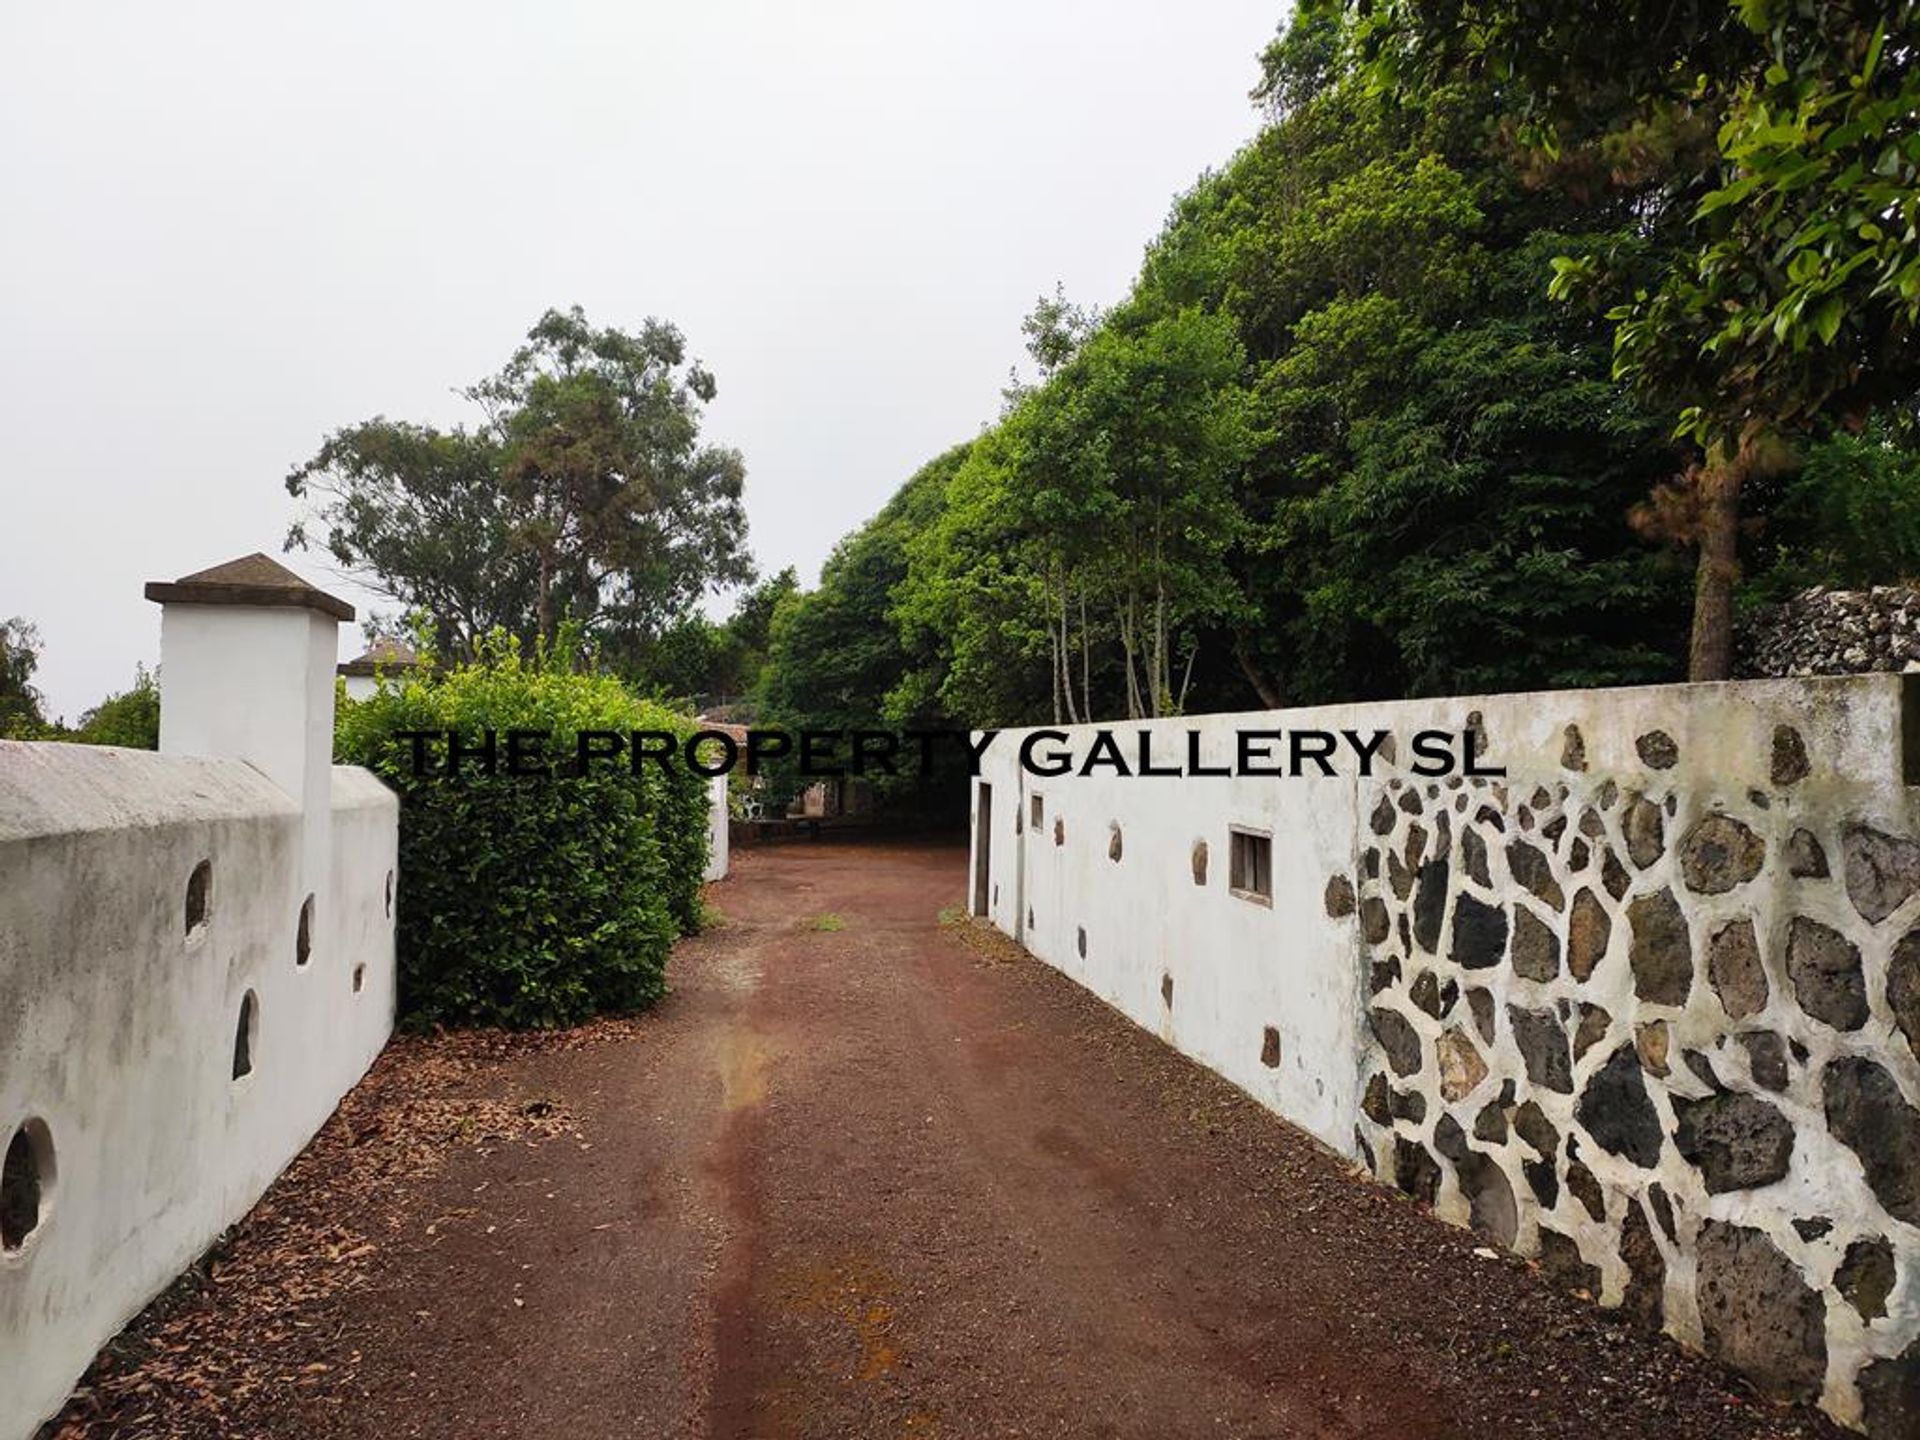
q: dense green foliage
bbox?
[68,667,160,749]
[335,638,709,1029]
[1347,0,1920,676]
[0,618,46,737]
[288,307,752,663]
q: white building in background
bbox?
[0,553,398,1440]
[337,636,427,700]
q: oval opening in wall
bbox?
[296,894,314,967]
[1,1119,55,1254]
[232,991,258,1081]
[185,859,212,941]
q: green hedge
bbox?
[335,640,710,1029]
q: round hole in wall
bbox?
[384,869,395,919]
[1,1119,54,1253]
[296,894,315,967]
[352,963,365,995]
[232,991,258,1081]
[184,859,212,940]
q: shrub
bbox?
[335,635,710,1029]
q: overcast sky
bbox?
[2,2,1282,721]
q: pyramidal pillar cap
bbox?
[144,552,354,622]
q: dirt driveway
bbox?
[53,838,1841,1439]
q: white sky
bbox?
[1,2,1281,722]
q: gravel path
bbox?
[51,838,1845,1439]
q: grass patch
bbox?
[804,912,846,932]
[936,905,968,927]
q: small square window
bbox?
[1030,794,1044,830]
[1229,827,1272,905]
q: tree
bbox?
[289,307,753,659]
[0,618,46,736]
[1351,0,1920,677]
[71,666,160,749]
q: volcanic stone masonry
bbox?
[1340,718,1920,1436]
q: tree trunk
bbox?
[1233,640,1284,709]
[1689,441,1749,682]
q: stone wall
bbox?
[973,675,1920,1436]
[1740,585,1920,678]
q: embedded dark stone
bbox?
[1620,1199,1665,1330]
[1363,847,1380,879]
[1473,1101,1509,1144]
[1506,840,1565,911]
[1679,815,1766,895]
[1457,1151,1518,1249]
[1837,1236,1896,1323]
[1530,786,1552,812]
[1577,1045,1663,1168]
[1648,1183,1676,1242]
[1824,1056,1920,1224]
[1524,1159,1559,1207]
[1673,1092,1795,1193]
[1578,807,1605,839]
[1737,1031,1790,1093]
[1394,1137,1441,1205]
[1628,889,1693,1006]
[1360,897,1391,945]
[1537,1228,1600,1295]
[1544,816,1567,847]
[1162,972,1174,1007]
[1388,850,1414,901]
[1451,894,1508,970]
[1261,1025,1280,1067]
[1748,789,1771,811]
[1108,824,1124,862]
[1707,918,1768,1020]
[1412,860,1449,953]
[1405,822,1428,870]
[1368,956,1400,995]
[1781,828,1826,879]
[1565,888,1611,982]
[1324,873,1355,918]
[1857,1339,1920,1440]
[1508,1005,1572,1094]
[1635,1019,1671,1077]
[1601,848,1631,900]
[1573,1003,1612,1061]
[1354,1127,1375,1173]
[1497,1078,1515,1107]
[1053,817,1064,846]
[1786,915,1868,1030]
[1623,796,1665,869]
[1370,795,1396,836]
[1568,837,1589,870]
[1399,788,1422,816]
[1191,840,1209,885]
[1695,1220,1827,1403]
[1566,1161,1606,1221]
[1683,1049,1723,1091]
[1462,828,1491,887]
[1636,730,1679,769]
[1410,970,1443,1019]
[1432,1113,1470,1164]
[1438,978,1458,1016]
[1514,1100,1558,1157]
[1844,824,1920,924]
[1510,907,1561,982]
[1466,986,1496,1045]
[1362,1071,1392,1126]
[1597,779,1619,809]
[1791,1216,1832,1242]
[1770,724,1810,786]
[1399,913,1412,953]
[1561,723,1586,771]
[1889,927,1920,1060]
[1474,805,1506,832]
[1370,1007,1423,1078]
[1434,808,1452,856]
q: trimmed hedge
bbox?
[336,640,709,1029]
